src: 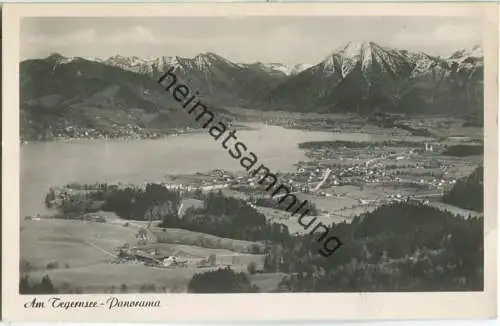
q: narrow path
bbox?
[82,239,119,258]
[60,226,119,259]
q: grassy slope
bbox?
[21,219,265,293]
[151,227,264,253]
[21,219,136,269]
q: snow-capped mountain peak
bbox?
[450,45,483,61]
[101,55,180,74]
[97,52,311,78]
[46,53,78,65]
[268,63,313,76]
[322,41,408,78]
[192,52,241,71]
[335,41,378,59]
[447,45,483,74]
[105,55,143,67]
[238,62,312,76]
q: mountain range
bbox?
[267,41,483,113]
[20,41,483,140]
[98,55,311,78]
[20,53,216,140]
[97,53,307,105]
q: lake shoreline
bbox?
[20,123,340,217]
[20,124,259,144]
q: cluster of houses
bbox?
[166,162,450,202]
[113,245,219,269]
[114,246,189,268]
[83,213,107,223]
[163,183,229,192]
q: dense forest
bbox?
[20,275,57,294]
[462,110,483,127]
[46,184,290,244]
[442,166,483,212]
[188,267,259,293]
[263,201,483,292]
[187,201,483,292]
[441,145,483,157]
[102,183,182,220]
[45,183,181,219]
[161,191,291,243]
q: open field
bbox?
[27,262,249,293]
[21,218,265,293]
[137,242,264,267]
[21,219,136,270]
[424,199,483,218]
[151,227,264,253]
[28,263,280,294]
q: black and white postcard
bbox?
[2,3,497,322]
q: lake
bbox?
[21,123,390,217]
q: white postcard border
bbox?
[2,3,498,322]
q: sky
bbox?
[21,16,483,65]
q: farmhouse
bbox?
[133,252,160,265]
[83,213,106,222]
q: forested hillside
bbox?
[20,55,228,141]
[442,166,483,212]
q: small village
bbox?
[109,226,228,270]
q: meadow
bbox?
[151,227,265,253]
[21,218,267,293]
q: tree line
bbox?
[47,184,291,245]
[160,191,291,243]
[186,199,483,292]
[20,275,57,294]
[442,166,483,212]
[46,183,181,219]
[441,145,483,157]
[188,267,259,293]
[268,201,483,292]
[253,197,319,215]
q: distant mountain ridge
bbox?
[236,62,313,77]
[43,42,482,114]
[20,42,483,140]
[20,54,227,141]
[267,41,483,114]
[96,52,289,105]
[92,53,312,77]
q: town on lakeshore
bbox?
[19,14,485,296]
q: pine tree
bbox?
[39,275,55,294]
